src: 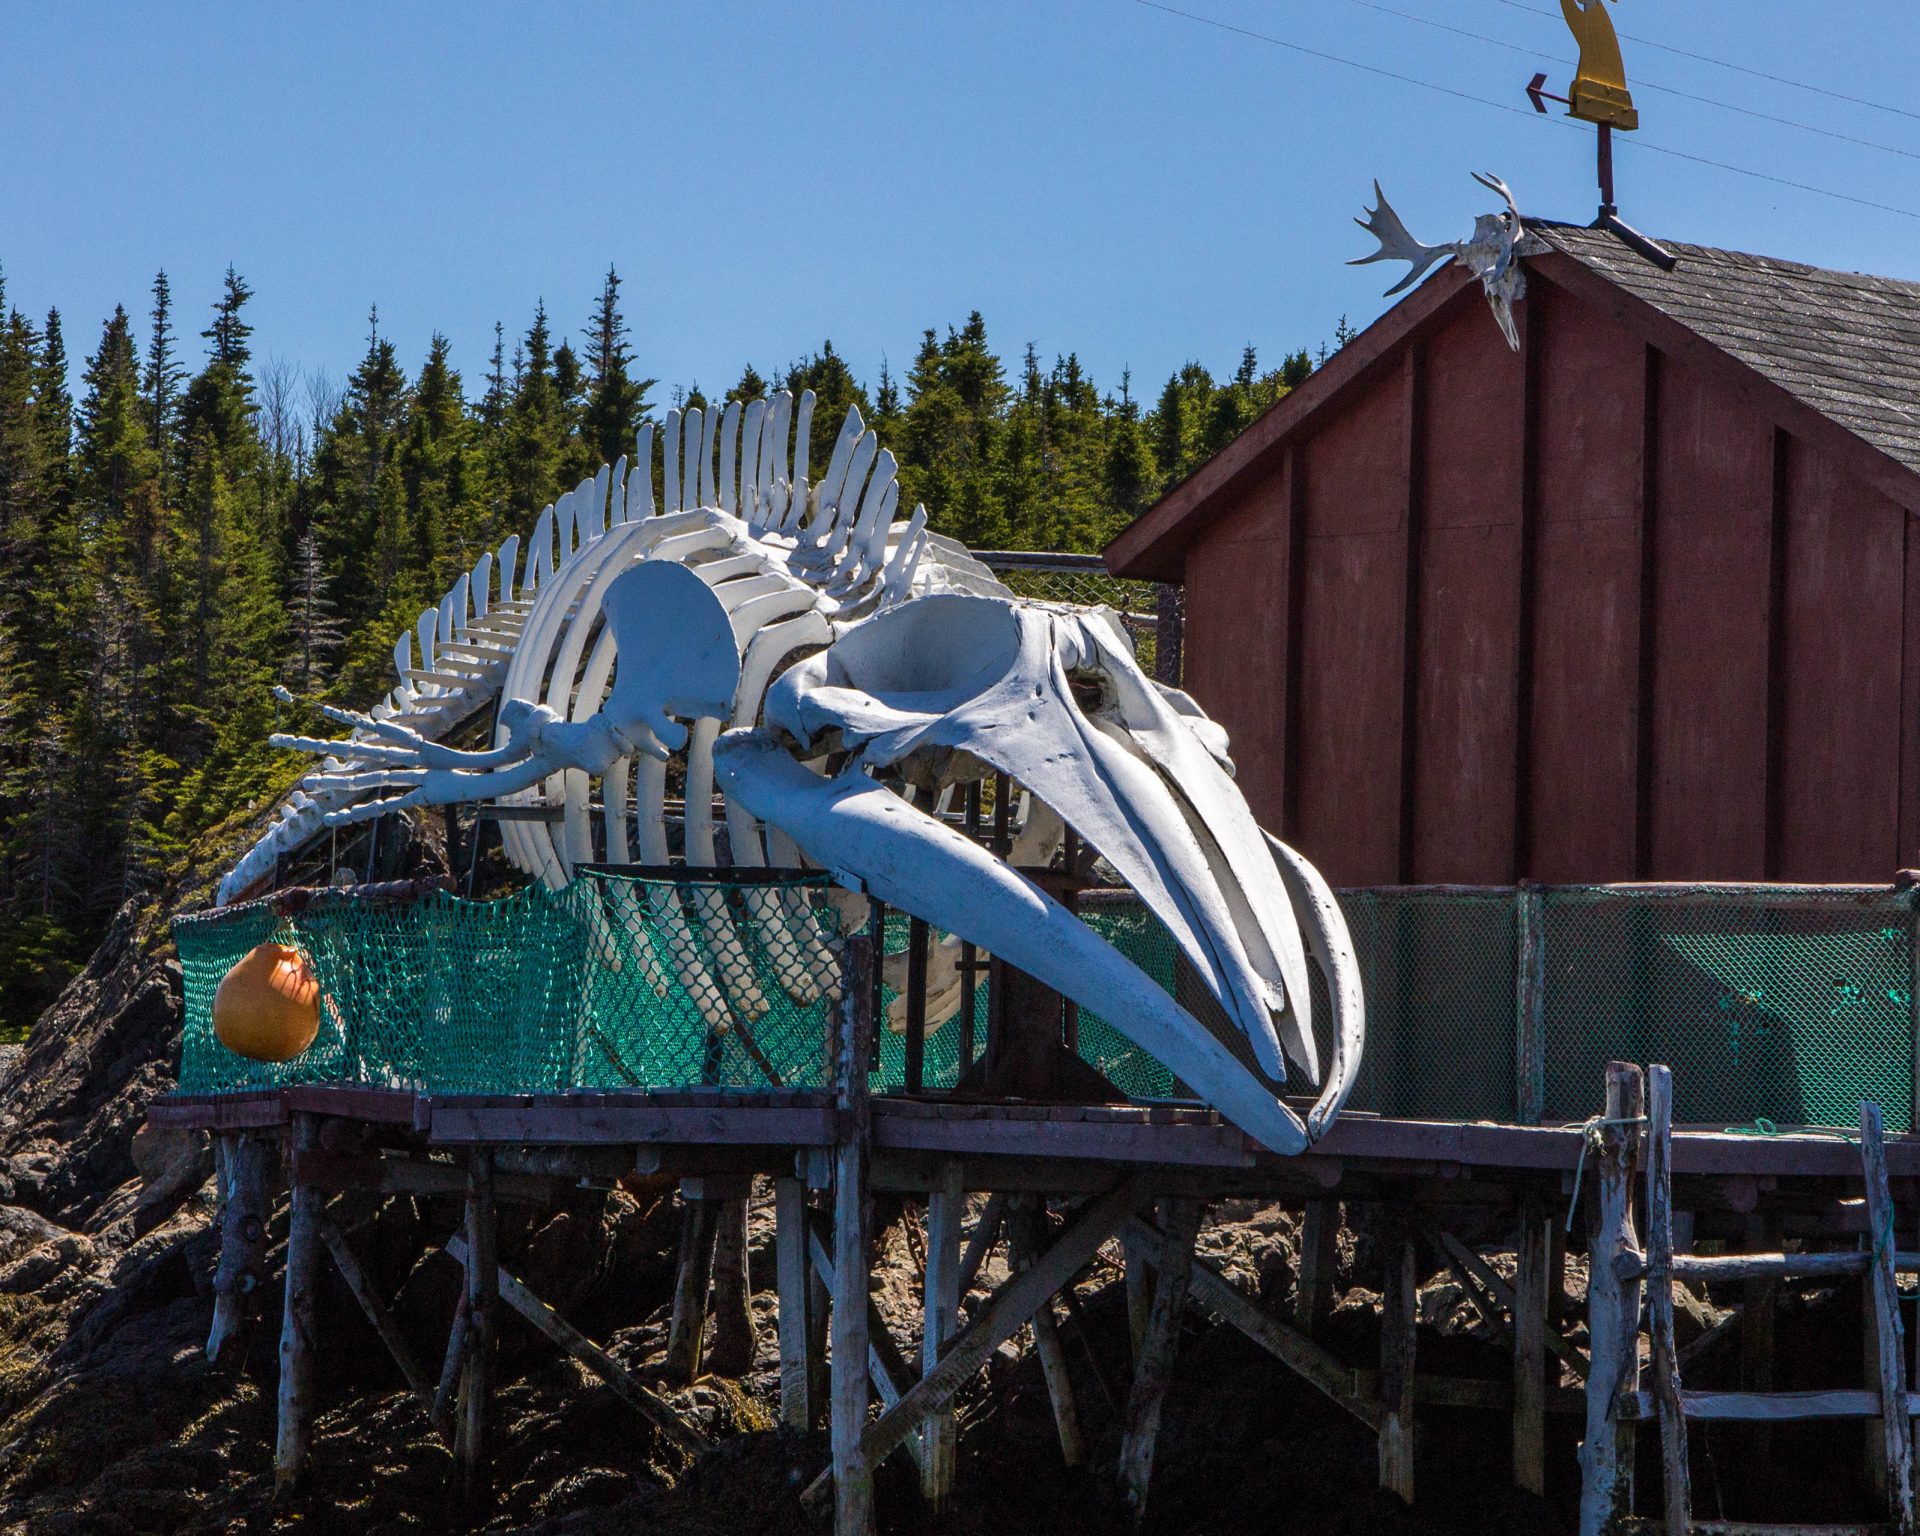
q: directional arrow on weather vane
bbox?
[1526,71,1571,113]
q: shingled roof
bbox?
[1538,223,1920,480]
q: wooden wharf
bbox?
[154,928,1920,1533]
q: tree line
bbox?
[0,260,1320,1031]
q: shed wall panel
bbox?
[1182,477,1290,830]
[1293,372,1411,885]
[1774,441,1904,879]
[1646,363,1774,877]
[1408,307,1526,881]
[1526,298,1647,880]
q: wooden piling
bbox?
[665,1199,720,1385]
[1119,1197,1200,1519]
[1646,1064,1691,1536]
[457,1151,498,1511]
[1295,1198,1339,1339]
[707,1196,757,1378]
[208,1130,276,1368]
[273,1114,322,1495]
[1012,1196,1085,1468]
[830,936,875,1536]
[1579,1060,1646,1536]
[775,1177,815,1430]
[1513,1191,1549,1496]
[1861,1101,1915,1535]
[431,1289,470,1445]
[1377,1202,1418,1504]
[921,1159,964,1509]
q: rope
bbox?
[1565,1114,1648,1235]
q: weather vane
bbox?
[1525,0,1670,264]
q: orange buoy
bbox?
[212,942,321,1062]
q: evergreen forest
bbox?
[0,262,1327,1034]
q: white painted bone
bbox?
[238,384,1365,1154]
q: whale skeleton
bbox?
[235,389,1365,1155]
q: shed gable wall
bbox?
[1175,270,1916,884]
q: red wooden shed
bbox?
[1105,224,1920,887]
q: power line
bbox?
[1338,0,1920,164]
[1490,0,1920,125]
[1131,0,1920,222]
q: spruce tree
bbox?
[580,267,654,469]
[143,271,184,495]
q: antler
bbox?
[1471,170,1521,221]
[1348,180,1453,296]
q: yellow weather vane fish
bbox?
[1561,0,1638,130]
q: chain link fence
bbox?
[176,876,1919,1132]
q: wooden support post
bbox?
[1377,1203,1418,1504]
[431,1290,470,1444]
[457,1150,498,1512]
[1739,1210,1781,1476]
[707,1197,757,1378]
[1862,1100,1916,1535]
[1579,1061,1646,1536]
[1513,1191,1550,1497]
[208,1130,277,1367]
[1514,884,1546,1125]
[1124,1233,1153,1368]
[831,935,876,1536]
[921,1160,964,1509]
[274,1114,322,1496]
[319,1212,430,1407]
[1011,1197,1085,1469]
[1646,1065,1691,1535]
[1296,1198,1340,1339]
[665,1198,720,1385]
[957,1191,1006,1299]
[1120,1197,1201,1519]
[904,915,929,1094]
[775,1178,815,1430]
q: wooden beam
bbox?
[1646,1065,1692,1536]
[1514,887,1546,1123]
[1120,1198,1200,1517]
[1127,1216,1380,1431]
[1424,1218,1586,1378]
[208,1130,277,1369]
[811,1177,1146,1495]
[775,1178,815,1430]
[424,1099,835,1146]
[1014,1197,1087,1471]
[1295,1198,1339,1339]
[957,1192,1006,1298]
[1377,1204,1418,1504]
[1861,1101,1916,1535]
[806,1217,918,1428]
[274,1114,322,1495]
[1513,1193,1550,1497]
[707,1197,757,1378]
[921,1161,964,1509]
[1580,1061,1646,1536]
[457,1151,498,1511]
[830,937,875,1536]
[445,1234,706,1455]
[319,1213,431,1407]
[431,1290,470,1445]
[665,1198,720,1385]
[1622,1388,1920,1422]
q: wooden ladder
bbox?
[1586,1061,1917,1536]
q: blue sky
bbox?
[5,1,1917,405]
